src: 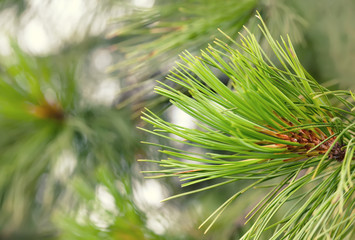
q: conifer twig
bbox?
[141,13,355,239]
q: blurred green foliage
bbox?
[0,45,142,238]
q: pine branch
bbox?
[0,47,139,237]
[141,13,355,239]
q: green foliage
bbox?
[108,0,308,117]
[0,49,75,234]
[141,14,355,239]
[0,48,142,238]
[109,0,259,117]
[1,1,355,239]
[55,166,163,240]
[108,0,257,76]
[108,0,308,78]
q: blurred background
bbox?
[0,0,354,239]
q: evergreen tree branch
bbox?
[141,13,355,239]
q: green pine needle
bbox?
[141,13,355,239]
